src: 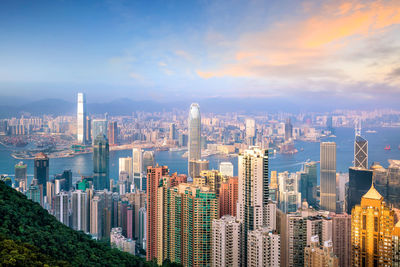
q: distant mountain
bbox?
[0,181,181,266]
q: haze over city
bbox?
[1,0,400,110]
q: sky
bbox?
[0,0,399,105]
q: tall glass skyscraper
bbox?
[354,135,368,169]
[77,93,86,144]
[92,119,108,144]
[320,142,336,212]
[93,134,109,190]
[188,103,201,177]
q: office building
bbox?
[93,134,109,190]
[387,160,400,209]
[34,152,49,197]
[237,147,269,264]
[320,142,336,212]
[284,118,293,141]
[351,183,394,267]
[119,157,133,180]
[146,165,169,261]
[247,227,280,267]
[278,171,301,213]
[132,148,143,189]
[14,161,27,191]
[300,161,318,208]
[188,103,201,178]
[189,159,209,178]
[245,118,256,145]
[77,92,86,144]
[169,123,177,140]
[138,207,146,250]
[85,116,91,143]
[26,179,42,205]
[354,135,368,169]
[71,190,88,232]
[92,119,108,143]
[46,181,55,206]
[142,151,155,190]
[347,167,373,214]
[304,236,339,267]
[219,162,234,177]
[108,121,118,145]
[211,215,242,267]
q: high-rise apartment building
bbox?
[77,92,86,144]
[219,176,238,218]
[219,162,234,177]
[71,190,88,232]
[146,165,169,262]
[387,160,400,209]
[158,183,218,267]
[188,103,201,178]
[85,116,91,143]
[34,152,49,198]
[351,183,394,267]
[393,221,400,267]
[14,161,27,191]
[199,170,223,196]
[93,134,109,190]
[304,236,339,267]
[331,213,351,267]
[90,195,103,240]
[237,147,269,264]
[211,215,242,267]
[54,192,70,226]
[320,142,336,212]
[247,227,280,267]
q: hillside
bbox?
[0,181,179,267]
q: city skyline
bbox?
[0,0,399,107]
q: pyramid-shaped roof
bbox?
[363,183,383,200]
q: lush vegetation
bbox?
[0,181,181,267]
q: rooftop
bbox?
[362,183,383,200]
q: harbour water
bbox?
[0,127,399,184]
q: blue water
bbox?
[0,127,399,185]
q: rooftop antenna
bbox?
[355,119,361,137]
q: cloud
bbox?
[174,50,192,61]
[129,72,143,80]
[197,0,400,86]
[158,61,167,67]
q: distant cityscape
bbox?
[0,92,400,267]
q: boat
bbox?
[366,130,377,133]
[384,145,391,150]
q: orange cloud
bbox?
[197,0,400,81]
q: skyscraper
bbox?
[212,215,242,267]
[245,118,256,145]
[219,176,238,218]
[54,192,70,226]
[284,118,293,141]
[14,161,27,191]
[188,159,209,178]
[300,162,318,208]
[77,92,86,144]
[237,147,269,264]
[119,157,133,180]
[188,103,201,178]
[71,190,88,232]
[34,152,49,197]
[351,183,394,266]
[132,148,143,190]
[92,119,108,144]
[354,136,368,169]
[146,165,169,262]
[93,134,109,190]
[331,213,351,267]
[169,123,177,140]
[320,142,336,212]
[347,167,373,214]
[278,171,301,213]
[107,121,118,145]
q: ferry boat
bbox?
[384,145,391,150]
[366,130,377,133]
